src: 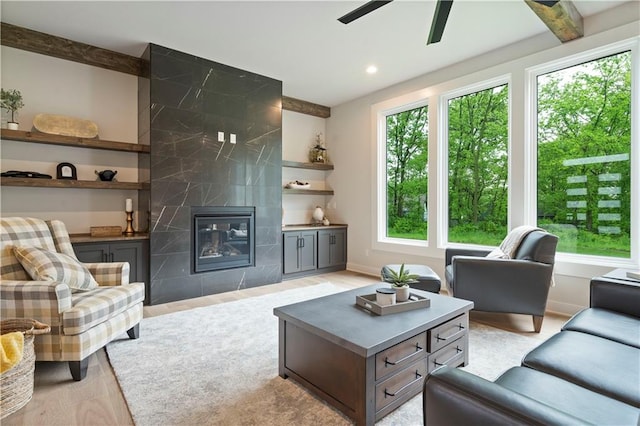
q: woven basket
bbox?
[0,319,50,419]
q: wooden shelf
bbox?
[282,160,334,171]
[1,177,149,190]
[0,129,150,153]
[283,188,334,196]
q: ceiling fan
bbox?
[337,0,580,45]
[337,0,454,45]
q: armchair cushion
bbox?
[64,282,145,335]
[13,246,98,291]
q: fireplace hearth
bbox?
[192,206,255,273]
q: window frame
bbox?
[437,75,512,249]
[524,38,639,267]
[371,89,431,256]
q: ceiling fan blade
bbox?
[531,0,560,6]
[427,0,454,45]
[338,0,393,24]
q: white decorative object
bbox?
[285,181,310,189]
[312,206,324,224]
[394,286,410,303]
[322,217,330,226]
[7,122,18,130]
[125,198,133,213]
[376,288,396,306]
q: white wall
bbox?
[326,4,640,315]
[281,110,331,225]
[0,46,139,233]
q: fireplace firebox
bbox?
[191,206,255,273]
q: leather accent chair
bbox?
[444,230,558,332]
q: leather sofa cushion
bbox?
[522,331,640,407]
[562,308,640,349]
[496,366,640,425]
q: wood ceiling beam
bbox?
[282,96,331,118]
[525,0,584,43]
[1,22,330,118]
[1,22,145,76]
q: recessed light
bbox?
[366,65,378,74]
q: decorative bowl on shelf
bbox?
[285,180,310,189]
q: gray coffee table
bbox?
[273,284,473,425]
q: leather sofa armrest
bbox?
[445,247,491,266]
[423,366,587,426]
[590,277,640,318]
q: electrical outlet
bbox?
[218,132,225,142]
[230,133,237,144]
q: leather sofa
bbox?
[423,274,640,425]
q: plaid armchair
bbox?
[1,217,144,381]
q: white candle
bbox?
[125,198,133,212]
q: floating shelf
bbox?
[0,129,150,153]
[282,160,334,171]
[283,188,334,196]
[1,177,149,190]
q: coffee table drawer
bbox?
[428,313,468,353]
[427,336,467,373]
[375,358,427,412]
[375,332,427,380]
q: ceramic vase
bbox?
[312,206,324,223]
[7,122,18,130]
[394,285,410,302]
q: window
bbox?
[445,82,509,246]
[385,106,429,241]
[536,51,632,258]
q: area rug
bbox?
[106,283,544,425]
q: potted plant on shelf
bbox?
[1,88,24,130]
[381,263,419,302]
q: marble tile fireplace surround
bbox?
[138,44,283,305]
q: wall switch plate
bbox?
[230,133,237,144]
[218,132,225,142]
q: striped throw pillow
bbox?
[13,246,99,291]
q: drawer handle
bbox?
[432,346,463,367]
[384,343,423,366]
[436,323,465,341]
[384,370,423,398]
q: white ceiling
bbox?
[0,1,631,107]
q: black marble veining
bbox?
[140,44,282,305]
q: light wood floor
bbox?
[3,270,569,425]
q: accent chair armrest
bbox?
[590,277,640,318]
[83,262,130,286]
[451,256,554,316]
[424,366,586,426]
[0,280,73,323]
[445,247,492,266]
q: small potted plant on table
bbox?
[1,89,24,130]
[382,263,419,302]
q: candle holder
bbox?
[124,211,135,236]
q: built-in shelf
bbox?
[0,177,149,190]
[283,188,334,196]
[0,129,150,153]
[282,160,334,171]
